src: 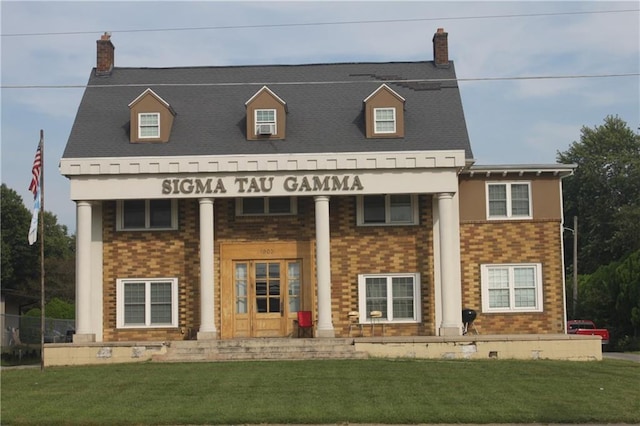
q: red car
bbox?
[567,320,610,345]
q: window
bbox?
[358,273,421,322]
[374,108,396,134]
[235,197,296,216]
[138,113,160,138]
[117,199,178,230]
[117,278,178,328]
[255,109,276,135]
[487,182,531,219]
[480,264,543,313]
[357,194,418,226]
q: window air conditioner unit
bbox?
[257,124,275,135]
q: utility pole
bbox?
[564,216,578,319]
[572,215,578,319]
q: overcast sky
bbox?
[1,1,639,232]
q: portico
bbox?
[64,150,467,342]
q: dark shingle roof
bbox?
[63,61,473,159]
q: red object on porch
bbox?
[296,311,314,338]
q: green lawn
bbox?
[2,358,639,425]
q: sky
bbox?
[1,1,639,233]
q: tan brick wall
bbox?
[101,196,436,341]
[101,195,566,342]
[102,200,200,342]
[328,195,435,337]
[460,219,566,335]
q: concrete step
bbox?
[153,338,369,362]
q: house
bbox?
[59,30,575,346]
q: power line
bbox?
[2,9,638,37]
[2,73,638,90]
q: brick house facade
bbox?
[60,30,575,344]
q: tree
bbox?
[577,250,640,350]
[557,115,640,274]
[1,184,75,303]
[1,184,39,295]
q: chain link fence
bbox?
[1,314,76,355]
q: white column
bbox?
[314,196,335,337]
[197,198,217,339]
[74,201,95,342]
[437,192,462,336]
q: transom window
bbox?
[116,278,178,328]
[235,197,297,216]
[480,264,543,313]
[374,108,396,134]
[255,109,276,135]
[357,194,418,226]
[487,182,531,219]
[358,273,421,323]
[138,113,160,138]
[117,199,178,231]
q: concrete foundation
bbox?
[44,334,602,367]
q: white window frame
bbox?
[373,107,396,134]
[480,263,543,313]
[138,112,160,139]
[356,194,418,226]
[357,273,421,323]
[235,197,297,216]
[486,182,532,220]
[255,109,277,135]
[116,199,178,231]
[116,278,179,328]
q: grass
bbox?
[2,358,639,425]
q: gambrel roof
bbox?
[63,61,473,159]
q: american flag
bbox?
[28,143,42,198]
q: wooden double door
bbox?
[220,242,313,338]
[233,260,301,337]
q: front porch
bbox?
[44,334,603,367]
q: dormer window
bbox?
[374,108,396,134]
[245,86,287,140]
[139,113,160,138]
[128,88,175,143]
[364,84,405,139]
[255,109,276,135]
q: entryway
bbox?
[233,259,300,337]
[220,241,314,339]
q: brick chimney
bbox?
[96,32,115,76]
[432,28,449,67]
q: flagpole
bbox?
[39,129,45,372]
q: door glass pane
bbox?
[288,262,301,312]
[256,299,267,313]
[268,263,280,279]
[269,280,280,296]
[268,263,280,312]
[269,297,280,312]
[256,281,267,296]
[235,263,248,314]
